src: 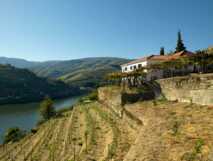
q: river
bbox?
[0,96,82,143]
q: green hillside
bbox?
[31,57,129,87]
[0,64,80,104]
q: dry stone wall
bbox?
[157,74,213,105]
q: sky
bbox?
[0,0,212,61]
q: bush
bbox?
[86,90,98,101]
[31,128,38,134]
[3,127,26,144]
[39,96,56,121]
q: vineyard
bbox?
[0,102,141,161]
[1,99,212,161]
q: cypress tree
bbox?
[160,47,165,55]
[175,31,186,52]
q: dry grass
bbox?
[124,101,213,161]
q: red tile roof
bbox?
[120,56,149,66]
[121,51,194,66]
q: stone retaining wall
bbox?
[157,74,213,105]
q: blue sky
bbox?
[0,0,212,61]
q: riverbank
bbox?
[0,95,83,144]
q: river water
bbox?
[0,96,81,143]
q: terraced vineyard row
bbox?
[0,102,141,161]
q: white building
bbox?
[121,51,194,73]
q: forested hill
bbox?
[31,57,129,87]
[0,64,80,104]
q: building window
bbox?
[134,65,137,70]
[125,67,127,71]
[130,66,133,70]
[138,64,142,68]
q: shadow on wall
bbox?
[121,81,162,105]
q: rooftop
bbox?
[121,50,194,67]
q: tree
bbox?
[39,96,56,120]
[175,31,186,52]
[160,47,165,55]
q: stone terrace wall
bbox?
[157,74,213,106]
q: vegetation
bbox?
[39,97,56,121]
[175,31,186,52]
[3,127,26,144]
[106,69,147,87]
[84,90,98,101]
[160,47,165,55]
[79,90,98,104]
[0,64,81,104]
[181,138,205,161]
[157,49,213,75]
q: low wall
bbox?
[157,74,213,105]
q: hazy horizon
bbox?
[0,55,131,62]
[0,0,212,61]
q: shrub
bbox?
[194,138,204,153]
[3,127,26,144]
[31,128,37,134]
[79,90,98,103]
[172,120,180,135]
[181,138,205,161]
[39,96,56,121]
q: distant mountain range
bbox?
[0,57,40,68]
[0,57,130,88]
[0,64,81,104]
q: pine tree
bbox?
[175,31,186,52]
[160,47,165,55]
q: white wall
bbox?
[121,61,147,73]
